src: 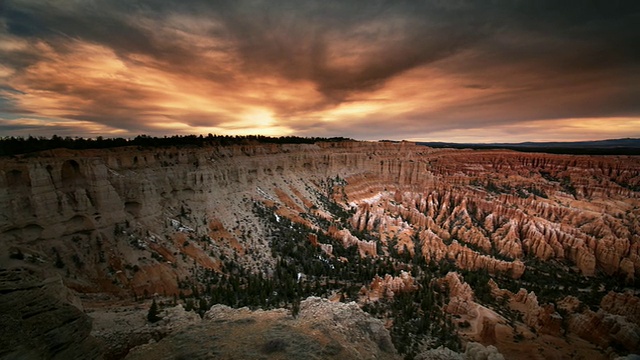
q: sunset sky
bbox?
[1,1,639,142]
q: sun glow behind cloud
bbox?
[2,38,298,136]
[1,0,639,141]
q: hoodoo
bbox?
[2,140,639,359]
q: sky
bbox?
[1,0,640,143]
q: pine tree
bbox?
[199,298,208,314]
[185,299,194,311]
[147,299,161,323]
[291,298,301,318]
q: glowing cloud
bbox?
[1,1,639,141]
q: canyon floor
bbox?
[1,140,639,359]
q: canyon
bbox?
[1,140,639,359]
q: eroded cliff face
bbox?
[2,141,640,358]
[2,142,425,296]
[3,143,639,287]
[346,167,639,280]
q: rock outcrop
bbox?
[416,342,505,360]
[328,225,377,257]
[440,272,475,316]
[0,267,103,359]
[489,280,640,353]
[364,270,417,301]
[89,302,201,360]
[124,297,398,360]
[489,279,563,336]
[601,291,640,326]
[568,310,640,353]
[512,289,563,336]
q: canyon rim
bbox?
[1,139,639,359]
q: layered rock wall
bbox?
[1,141,639,295]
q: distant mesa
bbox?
[418,138,640,155]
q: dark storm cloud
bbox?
[6,1,640,74]
[3,1,486,88]
[3,2,196,69]
[1,0,639,139]
[211,1,488,95]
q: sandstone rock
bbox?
[487,279,509,300]
[600,291,640,326]
[126,297,398,360]
[415,342,505,360]
[557,295,582,313]
[89,302,202,360]
[568,310,640,352]
[0,267,103,359]
[464,342,505,360]
[298,297,396,355]
[328,225,377,257]
[569,310,640,351]
[364,270,417,301]
[156,304,201,332]
[438,272,479,319]
[478,318,497,344]
[514,290,564,336]
[491,283,563,336]
[415,346,465,360]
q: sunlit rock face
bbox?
[1,141,639,357]
[345,149,640,280]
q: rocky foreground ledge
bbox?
[0,266,102,360]
[123,297,397,360]
[122,297,510,360]
[0,265,567,360]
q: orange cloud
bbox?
[405,118,640,143]
[1,1,639,141]
[3,38,327,136]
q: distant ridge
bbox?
[417,138,640,155]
